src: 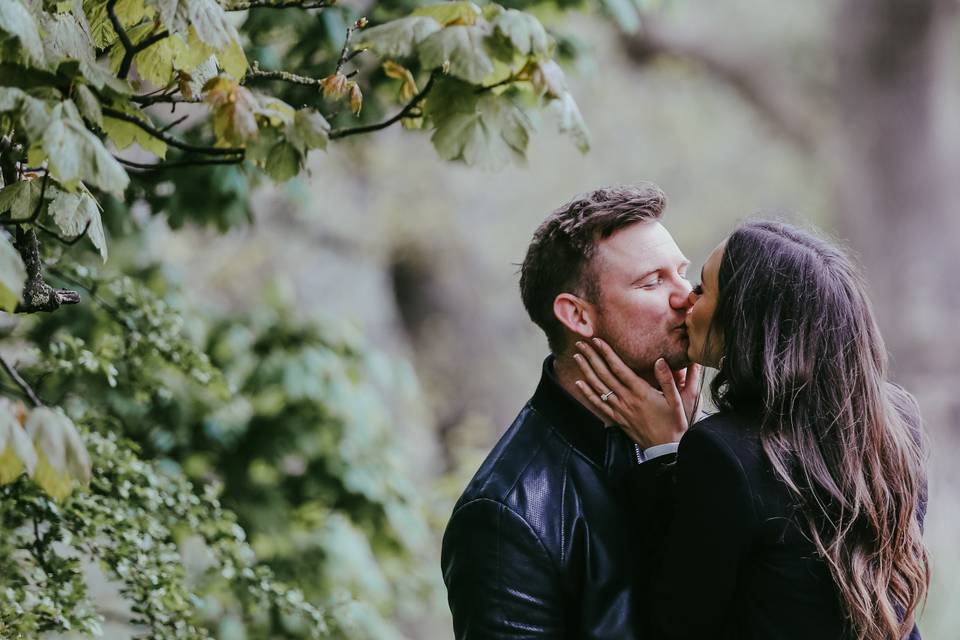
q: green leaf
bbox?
[41,9,125,91]
[25,406,91,501]
[102,103,168,158]
[0,234,26,312]
[148,0,237,49]
[0,86,51,139]
[550,91,590,152]
[418,25,494,84]
[48,185,109,261]
[411,1,481,27]
[74,84,103,128]
[491,9,552,57]
[42,101,130,195]
[0,178,42,221]
[0,0,46,67]
[286,108,329,153]
[264,141,300,182]
[0,398,37,484]
[84,0,153,48]
[354,16,442,59]
[431,92,531,168]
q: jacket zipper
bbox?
[634,443,644,464]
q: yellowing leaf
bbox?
[203,75,259,145]
[418,25,494,84]
[102,104,168,158]
[320,73,349,101]
[0,398,37,484]
[353,16,441,59]
[25,406,91,501]
[216,38,247,79]
[383,61,418,102]
[349,82,363,115]
[412,1,482,27]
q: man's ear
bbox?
[553,293,596,340]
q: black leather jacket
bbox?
[441,358,672,639]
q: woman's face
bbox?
[685,241,726,367]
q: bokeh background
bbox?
[32,0,960,636]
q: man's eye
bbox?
[641,278,663,288]
[692,284,703,295]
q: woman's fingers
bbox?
[574,340,629,398]
[590,338,649,395]
[575,380,620,423]
[654,358,684,417]
[679,363,702,420]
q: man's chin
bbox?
[663,351,691,370]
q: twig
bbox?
[0,354,43,407]
[116,155,245,171]
[36,220,91,246]
[330,70,438,140]
[244,65,326,89]
[102,107,244,156]
[158,114,190,134]
[222,0,333,10]
[335,19,366,75]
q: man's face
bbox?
[590,221,692,373]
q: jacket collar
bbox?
[530,355,610,468]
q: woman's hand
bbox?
[572,338,702,449]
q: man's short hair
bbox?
[519,183,667,353]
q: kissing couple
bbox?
[441,184,928,640]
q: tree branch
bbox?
[0,354,43,407]
[101,107,245,156]
[107,0,170,80]
[116,155,245,171]
[619,19,820,151]
[222,0,333,10]
[330,70,438,140]
[13,227,80,314]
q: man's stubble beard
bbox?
[594,309,691,376]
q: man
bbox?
[441,184,698,638]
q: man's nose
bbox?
[670,279,693,310]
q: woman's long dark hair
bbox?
[708,221,929,640]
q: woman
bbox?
[574,221,929,640]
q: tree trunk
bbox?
[832,0,960,434]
